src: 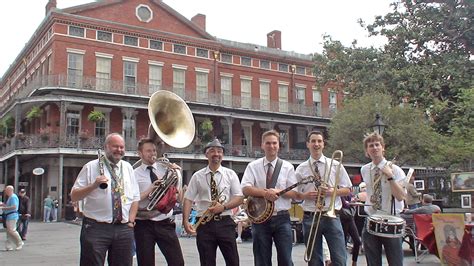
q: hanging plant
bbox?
[0,115,14,137]
[199,118,214,143]
[87,110,105,123]
[26,106,42,121]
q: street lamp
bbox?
[371,113,386,136]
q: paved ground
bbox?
[0,222,440,265]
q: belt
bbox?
[195,215,231,222]
[83,216,127,225]
[272,210,289,216]
[304,210,340,216]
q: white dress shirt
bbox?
[184,165,243,216]
[73,159,140,223]
[295,155,352,212]
[134,162,183,221]
[361,158,406,216]
[241,157,297,212]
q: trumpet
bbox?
[146,157,180,211]
[193,193,226,231]
[304,150,343,262]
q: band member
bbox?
[134,138,184,266]
[183,139,243,266]
[241,130,298,266]
[361,132,406,266]
[71,133,140,266]
[295,131,352,266]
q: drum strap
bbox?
[269,159,283,189]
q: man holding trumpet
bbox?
[295,131,352,266]
[133,138,184,266]
[183,139,243,266]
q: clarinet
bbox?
[98,149,108,189]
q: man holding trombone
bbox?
[183,139,243,266]
[295,131,352,266]
[133,138,184,266]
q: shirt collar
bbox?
[205,165,223,175]
[371,158,387,170]
[264,157,278,168]
[310,155,326,166]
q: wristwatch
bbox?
[387,176,394,181]
[223,205,228,211]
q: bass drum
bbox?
[367,213,406,238]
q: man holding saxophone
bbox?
[183,138,243,266]
[295,131,352,266]
[71,133,140,266]
[133,138,184,266]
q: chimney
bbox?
[191,14,206,31]
[45,0,57,16]
[267,30,281,49]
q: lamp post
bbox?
[371,113,386,136]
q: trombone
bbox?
[304,150,343,262]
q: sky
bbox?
[0,0,394,77]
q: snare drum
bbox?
[366,213,406,238]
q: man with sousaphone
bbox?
[183,138,243,266]
[133,138,185,266]
[241,130,301,266]
[295,131,353,266]
[361,132,406,266]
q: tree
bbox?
[327,93,441,167]
[314,1,473,135]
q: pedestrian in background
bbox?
[17,188,31,240]
[0,185,24,251]
[52,198,59,222]
[43,195,53,222]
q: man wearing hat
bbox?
[183,138,243,266]
[17,188,31,240]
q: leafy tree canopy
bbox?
[314,0,473,135]
[327,93,442,167]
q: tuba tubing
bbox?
[145,157,180,211]
[304,150,343,262]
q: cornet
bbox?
[304,150,343,262]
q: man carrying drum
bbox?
[361,132,406,266]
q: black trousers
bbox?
[196,215,239,266]
[134,218,184,266]
[80,217,134,266]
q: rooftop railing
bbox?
[1,74,335,118]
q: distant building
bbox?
[0,0,346,219]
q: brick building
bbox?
[0,0,346,219]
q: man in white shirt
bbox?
[241,130,298,266]
[361,132,406,266]
[183,139,243,266]
[71,133,140,266]
[295,131,352,266]
[133,138,184,266]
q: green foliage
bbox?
[327,93,441,167]
[0,115,14,137]
[87,110,105,122]
[26,106,42,121]
[199,118,214,143]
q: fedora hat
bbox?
[204,138,225,153]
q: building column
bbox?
[13,104,22,150]
[224,117,234,145]
[14,156,20,192]
[58,154,64,220]
[58,101,70,141]
[278,125,291,152]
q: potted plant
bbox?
[26,106,42,121]
[87,110,105,123]
[199,118,214,143]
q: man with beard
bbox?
[295,131,352,266]
[134,138,185,265]
[17,188,31,240]
[241,130,298,266]
[71,133,140,266]
[183,139,243,266]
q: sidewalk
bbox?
[0,222,441,265]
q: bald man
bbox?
[0,185,23,251]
